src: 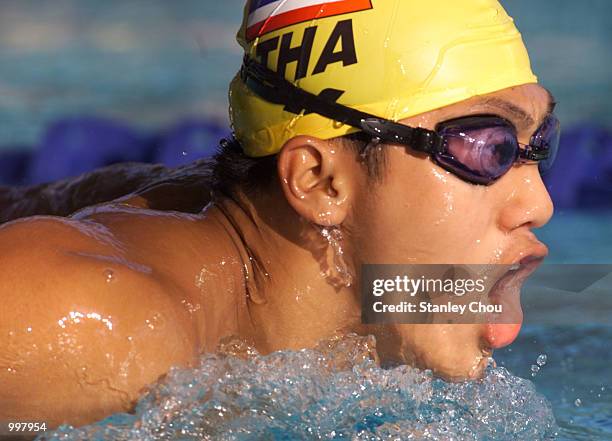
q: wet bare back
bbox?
[0,159,215,223]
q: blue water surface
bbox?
[39,335,560,441]
[497,325,611,441]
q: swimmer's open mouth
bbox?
[483,254,546,349]
[489,255,545,301]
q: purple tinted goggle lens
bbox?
[433,114,561,185]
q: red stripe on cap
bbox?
[247,0,372,41]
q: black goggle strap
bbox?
[240,57,550,161]
[240,57,445,154]
[520,114,559,161]
[519,147,550,162]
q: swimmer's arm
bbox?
[0,159,213,223]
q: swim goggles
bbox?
[240,57,560,185]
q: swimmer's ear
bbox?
[277,136,351,226]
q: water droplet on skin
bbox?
[493,248,503,261]
[319,227,353,287]
[195,269,206,289]
[181,299,201,314]
[104,269,116,283]
[431,168,448,183]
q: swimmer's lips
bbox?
[483,254,546,349]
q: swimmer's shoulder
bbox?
[68,202,221,276]
[0,215,204,426]
[0,215,203,339]
[0,214,121,254]
[0,210,227,334]
[68,201,234,276]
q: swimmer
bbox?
[0,0,559,429]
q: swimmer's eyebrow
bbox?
[480,97,535,130]
[480,89,557,130]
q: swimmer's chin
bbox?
[376,340,494,382]
[426,350,494,382]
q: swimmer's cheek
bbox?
[0,220,199,428]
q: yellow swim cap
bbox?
[230,0,537,157]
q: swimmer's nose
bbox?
[497,165,554,232]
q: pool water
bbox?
[40,335,559,441]
[498,211,612,440]
[497,325,611,441]
[37,213,611,441]
[37,330,611,441]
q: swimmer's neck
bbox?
[207,191,363,354]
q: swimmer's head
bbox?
[217,1,556,380]
[229,0,537,157]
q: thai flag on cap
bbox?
[246,0,372,41]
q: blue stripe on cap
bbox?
[249,0,279,13]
